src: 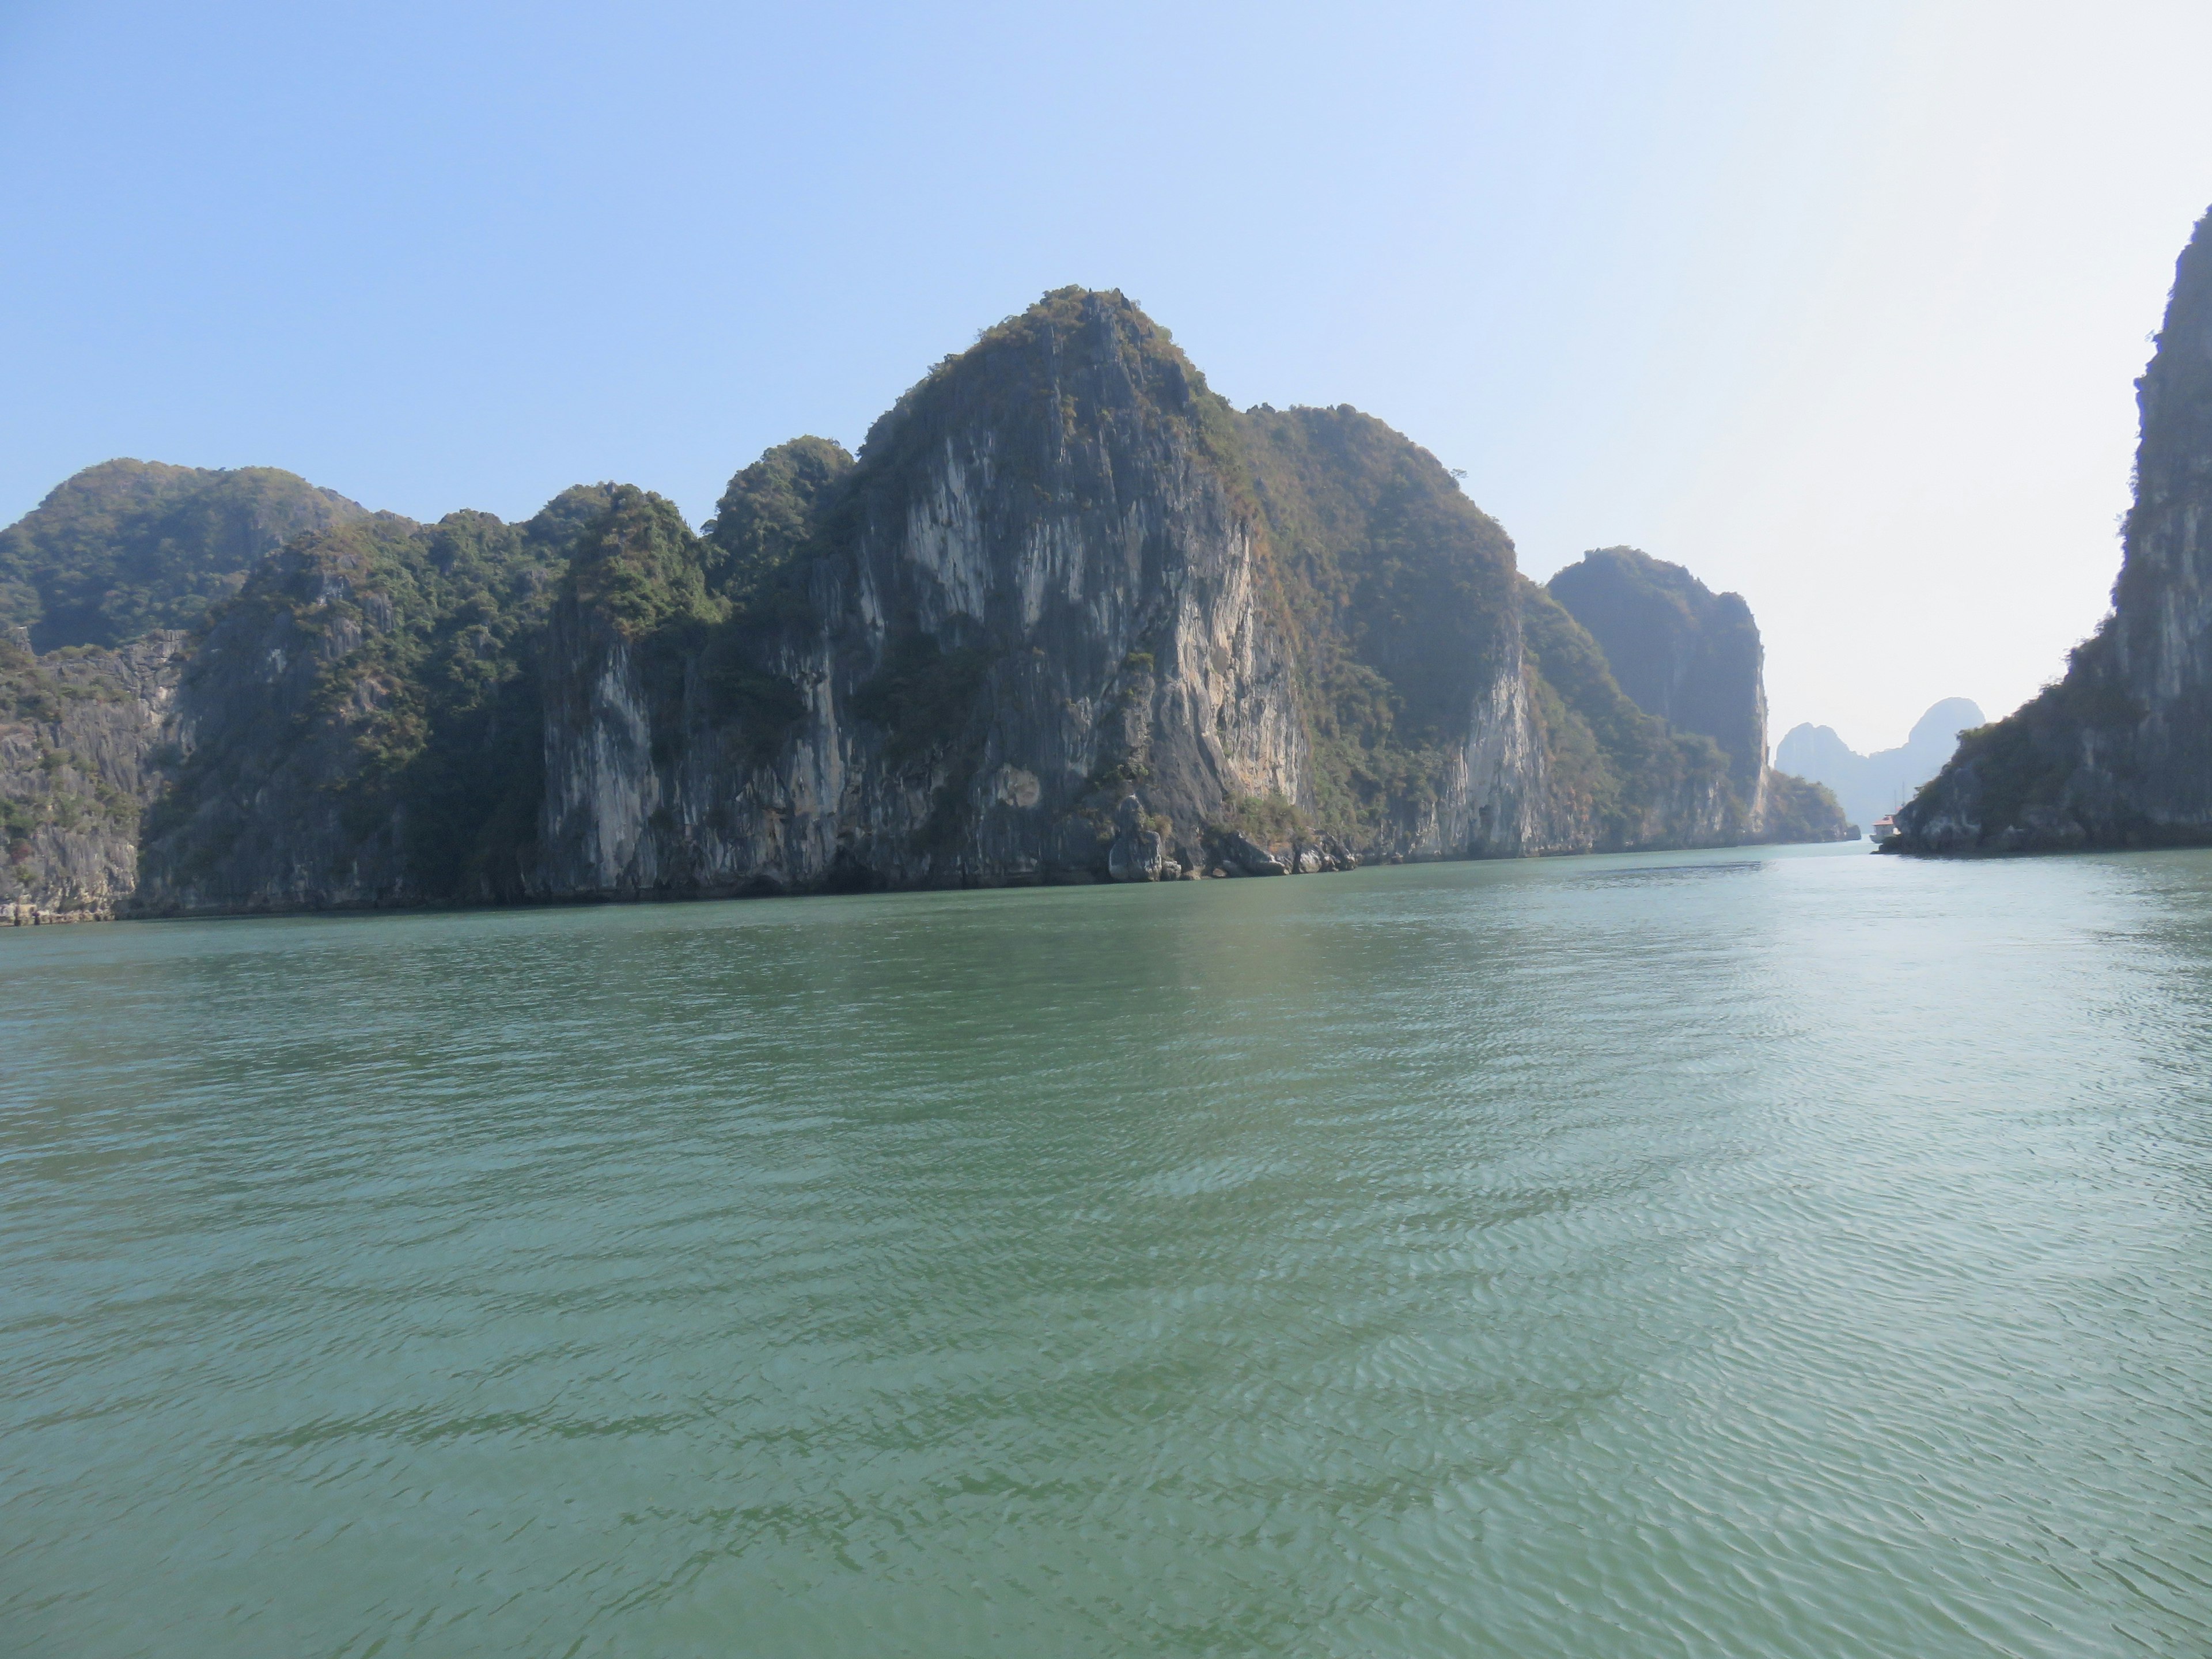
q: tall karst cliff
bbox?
[1896,207,2212,853]
[6,288,1851,919]
[517,290,1840,899]
[1547,546,1850,843]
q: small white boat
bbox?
[1870,815,1900,844]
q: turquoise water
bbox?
[5,842,2211,1657]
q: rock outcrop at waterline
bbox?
[1893,207,2212,854]
[4,288,1850,916]
[1,627,184,920]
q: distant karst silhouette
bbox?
[1776,699,1985,835]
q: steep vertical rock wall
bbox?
[529,298,1321,895]
[1897,206,2212,853]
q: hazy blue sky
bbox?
[6,1,2211,751]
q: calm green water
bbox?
[5,843,2212,1658]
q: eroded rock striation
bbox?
[1895,208,2212,854]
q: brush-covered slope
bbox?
[1896,207,2212,854]
[1,459,366,652]
[1232,403,1521,851]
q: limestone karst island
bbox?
[2,291,1852,923]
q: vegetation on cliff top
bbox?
[0,459,366,652]
[704,437,855,602]
[566,487,724,638]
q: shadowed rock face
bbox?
[1896,205,2212,854]
[1547,547,1767,791]
[1543,546,1849,845]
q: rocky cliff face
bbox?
[1896,208,2212,854]
[1546,546,1850,843]
[133,491,611,912]
[529,298,1333,896]
[2,627,184,921]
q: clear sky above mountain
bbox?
[5,1,2210,752]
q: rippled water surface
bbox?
[7,843,2212,1657]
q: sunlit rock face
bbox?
[1898,206,2212,854]
[526,289,1550,899]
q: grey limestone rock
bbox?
[2,628,184,921]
